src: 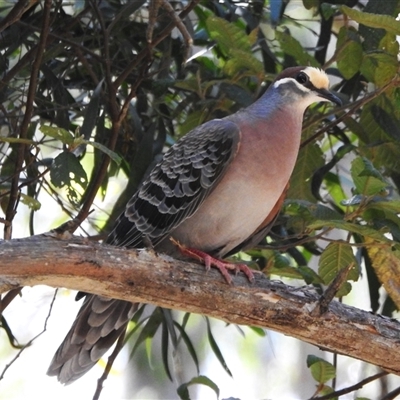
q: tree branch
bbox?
[1,235,400,376]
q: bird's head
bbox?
[272,66,342,108]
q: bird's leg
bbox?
[171,238,255,285]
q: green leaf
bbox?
[161,318,173,381]
[372,141,400,174]
[298,265,324,285]
[366,200,400,214]
[366,240,400,309]
[312,144,355,202]
[80,80,103,140]
[336,281,352,298]
[351,157,388,196]
[20,194,41,211]
[206,16,252,55]
[50,151,87,189]
[248,326,266,337]
[270,267,304,280]
[205,318,232,377]
[269,251,292,269]
[259,249,302,279]
[276,31,319,67]
[174,78,200,93]
[181,313,191,331]
[75,138,122,165]
[360,53,398,86]
[317,384,335,398]
[308,219,394,244]
[129,308,163,360]
[344,116,369,143]
[319,242,358,285]
[177,383,190,400]
[219,82,253,107]
[336,27,363,79]
[341,6,400,36]
[40,125,74,146]
[371,104,400,141]
[320,3,336,20]
[307,355,336,383]
[284,200,342,221]
[130,304,146,325]
[177,376,220,400]
[174,321,200,374]
[288,142,324,201]
[303,0,319,10]
[324,172,347,212]
[357,158,386,180]
[380,32,400,58]
[123,309,148,344]
[224,49,264,77]
[179,110,206,136]
[248,27,259,46]
[357,101,400,173]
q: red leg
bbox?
[171,238,255,285]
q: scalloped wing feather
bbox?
[107,119,241,248]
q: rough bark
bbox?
[1,235,400,375]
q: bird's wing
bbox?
[47,120,241,384]
[107,119,241,248]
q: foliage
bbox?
[1,0,400,399]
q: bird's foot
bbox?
[171,238,254,285]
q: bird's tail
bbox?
[47,294,137,384]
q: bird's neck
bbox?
[248,89,309,120]
[232,90,307,134]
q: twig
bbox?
[313,371,388,400]
[381,385,400,400]
[161,0,193,62]
[3,0,52,240]
[0,288,22,313]
[311,262,354,317]
[255,227,333,252]
[119,59,152,122]
[72,0,122,230]
[92,331,126,400]
[16,20,103,62]
[0,289,58,381]
[147,0,162,44]
[114,0,200,88]
[0,0,37,34]
[88,0,117,120]
[0,3,89,95]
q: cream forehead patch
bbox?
[303,67,330,89]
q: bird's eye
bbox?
[296,72,309,84]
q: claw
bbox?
[171,238,254,284]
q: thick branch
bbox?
[1,235,400,375]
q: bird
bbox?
[47,66,341,384]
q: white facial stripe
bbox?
[273,77,310,93]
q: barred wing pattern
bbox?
[107,119,241,248]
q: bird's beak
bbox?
[317,89,342,106]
